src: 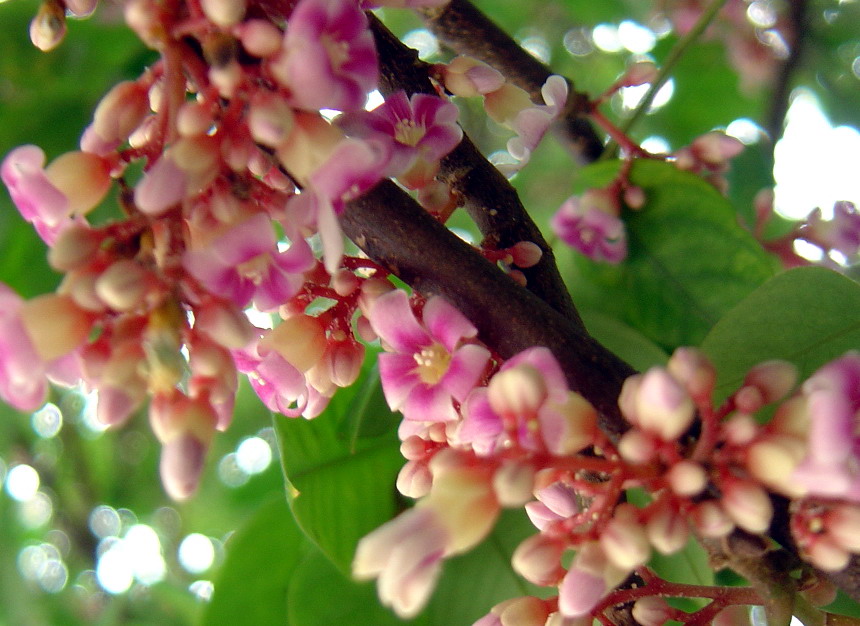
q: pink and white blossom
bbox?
[792,352,860,501]
[338,90,462,188]
[0,284,49,411]
[551,194,627,263]
[184,212,314,312]
[801,201,860,258]
[273,0,378,112]
[368,290,490,423]
[1,145,71,242]
[233,334,329,418]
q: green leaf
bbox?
[201,497,311,626]
[564,159,774,349]
[287,549,415,626]
[426,508,549,624]
[580,308,669,371]
[701,266,860,399]
[273,367,405,573]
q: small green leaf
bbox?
[201,497,311,626]
[273,368,404,573]
[565,159,774,349]
[701,266,860,399]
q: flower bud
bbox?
[743,360,798,404]
[95,260,150,311]
[92,80,151,144]
[623,185,646,209]
[44,151,112,215]
[488,364,547,417]
[326,339,364,388]
[194,300,255,349]
[331,269,359,296]
[617,428,657,464]
[599,505,650,570]
[510,241,542,268]
[396,460,432,498]
[634,368,695,441]
[723,412,758,445]
[493,461,535,508]
[666,460,708,497]
[720,479,773,534]
[541,392,597,456]
[249,92,295,148]
[442,56,505,98]
[667,347,716,402]
[48,225,101,271]
[235,19,282,58]
[746,434,807,497]
[201,0,245,27]
[421,464,499,555]
[495,596,550,626]
[645,499,689,555]
[632,596,671,626]
[30,0,66,51]
[260,314,327,373]
[690,501,734,538]
[512,534,565,585]
[21,294,92,361]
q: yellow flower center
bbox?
[322,35,350,71]
[395,119,426,147]
[237,253,270,285]
[413,343,451,385]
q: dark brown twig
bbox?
[369,15,584,327]
[416,0,604,163]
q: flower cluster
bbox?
[351,292,860,622]
[0,0,465,501]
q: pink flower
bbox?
[368,290,490,422]
[792,352,860,501]
[274,0,378,112]
[338,91,462,188]
[551,194,627,263]
[0,284,49,411]
[184,212,314,311]
[353,507,447,618]
[286,137,390,273]
[801,201,860,258]
[457,347,595,457]
[506,75,568,168]
[233,335,329,418]
[1,145,70,242]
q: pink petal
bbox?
[440,344,490,402]
[370,290,430,354]
[135,155,187,215]
[559,566,606,617]
[379,352,419,411]
[422,296,477,351]
[403,382,459,422]
[1,145,69,225]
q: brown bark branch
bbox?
[343,180,634,442]
[369,14,584,327]
[416,0,604,163]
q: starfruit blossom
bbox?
[183,212,314,312]
[233,335,329,419]
[338,90,462,188]
[0,285,50,411]
[274,0,378,112]
[551,194,627,263]
[368,290,490,423]
[457,347,596,457]
[792,352,860,501]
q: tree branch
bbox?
[416,0,604,163]
[343,180,635,442]
[369,14,584,327]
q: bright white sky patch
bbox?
[592,24,623,53]
[618,21,656,54]
[620,79,674,112]
[773,89,860,219]
[6,464,39,502]
[179,533,215,574]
